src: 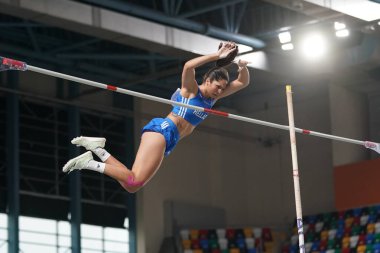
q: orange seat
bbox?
[264,242,274,253]
[367,223,375,234]
[320,230,329,241]
[342,236,350,249]
[357,245,366,253]
[190,230,199,240]
[182,239,191,249]
[244,228,253,238]
[345,217,354,228]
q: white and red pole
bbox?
[1,56,380,154]
[286,85,305,253]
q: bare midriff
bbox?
[167,112,195,139]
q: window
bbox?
[0,213,7,253]
[1,213,129,253]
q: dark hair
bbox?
[202,67,229,83]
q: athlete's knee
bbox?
[124,183,143,193]
[125,186,141,193]
[121,175,145,193]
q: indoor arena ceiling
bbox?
[0,0,380,100]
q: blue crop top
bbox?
[171,88,216,126]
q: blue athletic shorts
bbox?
[142,117,180,156]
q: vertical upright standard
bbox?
[286,85,305,253]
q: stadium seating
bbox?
[283,204,380,253]
[180,227,273,253]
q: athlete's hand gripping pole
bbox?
[0,56,28,72]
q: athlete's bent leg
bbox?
[104,132,166,193]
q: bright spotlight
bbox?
[278,31,292,44]
[281,43,294,51]
[336,29,350,37]
[334,22,346,30]
[300,33,328,60]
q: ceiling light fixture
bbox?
[278,32,292,44]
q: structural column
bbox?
[125,99,136,253]
[68,83,82,253]
[6,71,20,253]
[368,94,380,159]
[329,82,369,166]
[116,92,137,253]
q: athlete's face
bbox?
[206,79,228,99]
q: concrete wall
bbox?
[329,84,369,166]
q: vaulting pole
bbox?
[286,85,305,253]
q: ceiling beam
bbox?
[47,38,100,54]
[80,0,265,49]
[178,0,246,18]
[56,53,180,61]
